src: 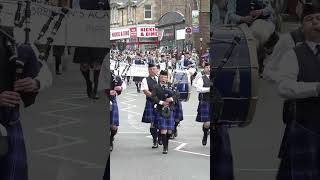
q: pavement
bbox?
[21,57,108,180]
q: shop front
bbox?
[110,24,158,51]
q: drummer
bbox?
[194,62,211,146]
[225,0,275,48]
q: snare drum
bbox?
[172,70,191,102]
[211,25,259,127]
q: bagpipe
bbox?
[33,7,69,61]
[0,1,43,125]
[159,83,178,118]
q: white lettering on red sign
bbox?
[137,26,158,37]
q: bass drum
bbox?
[211,24,260,127]
[171,70,191,102]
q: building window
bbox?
[111,8,115,24]
[116,9,119,23]
[144,4,152,20]
[128,6,132,22]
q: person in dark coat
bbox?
[151,70,179,154]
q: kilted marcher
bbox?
[276,3,320,179]
[108,71,125,152]
[133,53,145,93]
[0,26,52,180]
[141,63,160,148]
[98,58,126,152]
[71,0,109,99]
[170,72,184,140]
[151,70,179,154]
[170,100,183,139]
[261,0,305,170]
[194,62,210,146]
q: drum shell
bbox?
[211,25,259,127]
[172,70,191,102]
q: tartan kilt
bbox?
[278,123,292,159]
[212,126,234,180]
[174,101,184,122]
[141,100,156,124]
[196,100,210,122]
[73,47,107,64]
[156,111,174,130]
[277,121,320,180]
[110,98,119,126]
[0,121,28,180]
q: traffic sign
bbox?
[185,27,192,34]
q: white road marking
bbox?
[146,135,210,157]
[34,96,104,168]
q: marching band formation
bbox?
[106,48,211,154]
[1,0,320,179]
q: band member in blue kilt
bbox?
[195,62,210,146]
[0,26,51,180]
[170,100,183,139]
[151,70,179,154]
[108,72,125,152]
[141,63,160,148]
[276,2,320,179]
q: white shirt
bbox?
[192,72,203,88]
[194,74,210,93]
[278,42,320,99]
[263,33,298,83]
[141,76,158,91]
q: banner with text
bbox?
[0,1,109,47]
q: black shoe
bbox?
[152,143,158,149]
[91,92,99,100]
[158,136,162,145]
[86,82,93,98]
[174,129,178,137]
[162,149,168,154]
[202,135,208,146]
[110,140,114,152]
[56,70,62,75]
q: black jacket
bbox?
[151,83,179,112]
